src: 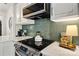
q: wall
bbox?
[50,20,79,45]
[22,18,51,39]
[22,18,79,45]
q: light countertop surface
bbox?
[0,36,33,42]
[0,36,11,42]
[41,41,79,56]
[15,36,33,41]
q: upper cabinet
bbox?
[51,3,79,22]
[15,3,35,25]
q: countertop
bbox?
[0,36,33,42]
[0,36,11,42]
[41,41,79,56]
[15,36,33,41]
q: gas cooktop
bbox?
[18,38,54,51]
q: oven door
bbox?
[14,43,28,56]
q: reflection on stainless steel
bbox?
[35,41,42,46]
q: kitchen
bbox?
[15,3,79,56]
[0,3,79,56]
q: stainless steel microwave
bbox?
[23,3,50,19]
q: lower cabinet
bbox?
[0,41,15,56]
[0,43,3,56]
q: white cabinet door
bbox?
[51,3,78,21]
[0,43,3,56]
[2,41,15,56]
[3,46,15,56]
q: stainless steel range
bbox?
[14,38,53,56]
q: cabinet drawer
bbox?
[3,46,15,56]
[2,41,14,46]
